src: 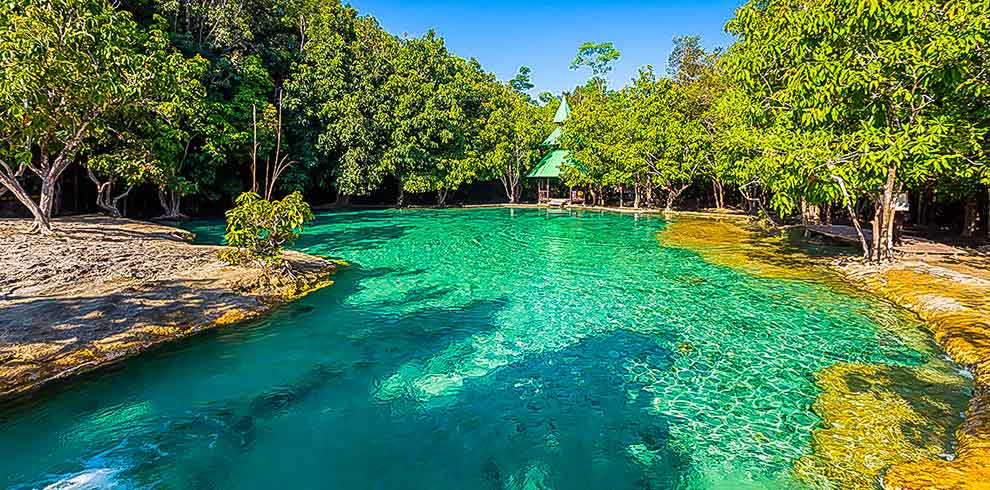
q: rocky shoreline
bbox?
[836,261,990,490]
[0,216,337,400]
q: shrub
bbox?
[219,192,314,270]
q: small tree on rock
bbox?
[219,192,314,271]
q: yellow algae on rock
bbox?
[660,217,990,490]
[794,361,969,489]
[839,261,990,490]
[657,218,833,281]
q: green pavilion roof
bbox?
[553,96,571,124]
[527,149,572,178]
[541,126,563,147]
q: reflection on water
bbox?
[0,209,968,490]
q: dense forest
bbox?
[0,0,556,227]
[1,0,989,263]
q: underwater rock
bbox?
[657,218,830,280]
[505,461,553,490]
[661,217,990,488]
[836,263,990,490]
[793,361,969,489]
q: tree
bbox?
[570,42,622,82]
[86,137,157,217]
[561,82,641,207]
[475,85,552,203]
[380,32,489,206]
[727,0,990,261]
[510,66,535,94]
[0,0,202,233]
[285,1,374,201]
[667,35,718,84]
[633,71,705,211]
[219,191,314,271]
[560,67,706,211]
[89,21,208,219]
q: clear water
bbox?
[0,208,957,489]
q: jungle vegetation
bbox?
[0,0,988,263]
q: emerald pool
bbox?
[0,208,965,489]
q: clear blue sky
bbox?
[346,0,742,95]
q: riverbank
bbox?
[659,217,990,489]
[840,259,990,490]
[0,216,337,400]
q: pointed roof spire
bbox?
[553,94,571,124]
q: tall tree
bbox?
[0,0,203,233]
[510,66,536,94]
[475,85,552,203]
[570,41,622,83]
[727,0,990,261]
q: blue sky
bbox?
[347,0,742,95]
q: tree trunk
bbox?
[645,182,653,208]
[0,164,51,234]
[397,178,405,207]
[713,179,725,210]
[633,175,641,209]
[800,201,820,225]
[436,188,448,207]
[871,202,883,263]
[158,188,185,219]
[38,175,57,223]
[618,184,624,208]
[831,174,869,260]
[663,182,690,212]
[874,162,898,263]
[664,191,676,212]
[962,192,979,238]
[88,167,131,218]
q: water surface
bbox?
[0,209,963,489]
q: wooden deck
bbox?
[804,224,964,255]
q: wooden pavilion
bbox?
[527,95,583,205]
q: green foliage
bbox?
[3,0,985,250]
[219,192,314,269]
[473,84,553,202]
[510,66,535,94]
[667,35,718,84]
[570,41,622,80]
[0,0,207,231]
[725,0,990,259]
[561,66,708,209]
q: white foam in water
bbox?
[43,469,119,490]
[27,441,136,490]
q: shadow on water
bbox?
[127,293,514,487]
[298,223,414,255]
[0,272,517,487]
[101,320,691,489]
[349,330,690,490]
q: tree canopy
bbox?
[0,0,986,260]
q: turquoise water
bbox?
[0,208,957,489]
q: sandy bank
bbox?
[0,216,336,400]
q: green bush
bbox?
[219,192,314,270]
